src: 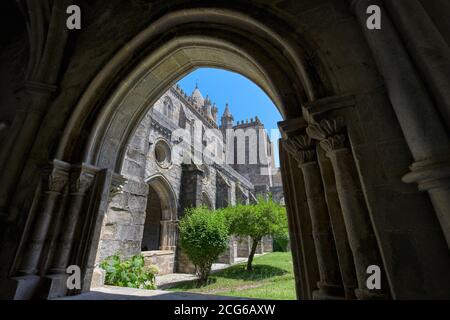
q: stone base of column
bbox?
[35,273,69,299]
[0,275,41,300]
[312,281,345,300]
[90,267,106,288]
[355,288,388,300]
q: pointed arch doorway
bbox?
[142,175,178,251]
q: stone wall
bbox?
[143,250,175,275]
[95,178,149,264]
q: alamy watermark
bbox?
[168,122,280,173]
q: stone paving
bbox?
[156,255,263,289]
[59,256,263,300]
[56,285,249,300]
[156,262,231,288]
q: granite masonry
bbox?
[93,84,283,281]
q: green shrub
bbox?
[100,254,157,290]
[273,232,290,252]
[179,207,229,285]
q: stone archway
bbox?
[2,1,450,300]
[50,8,312,295]
[144,176,178,251]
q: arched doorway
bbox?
[143,176,177,252]
[56,8,308,294]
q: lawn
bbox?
[168,252,296,300]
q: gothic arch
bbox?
[145,174,177,221]
[144,175,178,251]
[4,1,450,300]
[55,7,325,171]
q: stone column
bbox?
[284,132,344,299]
[179,164,204,211]
[44,165,96,298]
[160,220,177,250]
[307,118,387,299]
[383,0,450,129]
[317,147,358,300]
[5,160,69,299]
[48,167,96,273]
[0,0,71,212]
[17,160,70,276]
[351,0,450,249]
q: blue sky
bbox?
[178,68,282,167]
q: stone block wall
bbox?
[143,250,176,275]
[94,178,149,264]
[217,238,237,264]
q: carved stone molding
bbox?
[282,134,316,165]
[69,167,97,195]
[41,160,71,194]
[306,118,347,153]
[110,173,127,197]
[403,157,450,191]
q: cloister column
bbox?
[307,118,388,300]
[44,165,97,298]
[283,122,344,299]
[0,0,71,213]
[279,121,320,299]
[316,147,358,300]
[351,0,450,248]
[383,0,450,130]
[6,160,70,299]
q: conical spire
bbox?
[191,84,204,106]
[222,102,233,119]
[221,102,234,130]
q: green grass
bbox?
[168,252,296,300]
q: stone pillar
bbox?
[351,0,450,249]
[0,0,71,212]
[42,166,96,298]
[160,220,177,250]
[307,118,387,299]
[283,129,344,299]
[317,147,358,300]
[179,164,204,212]
[384,0,450,129]
[279,136,320,299]
[16,161,70,276]
[177,164,204,273]
[4,160,70,299]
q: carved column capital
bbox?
[69,169,96,195]
[306,118,347,153]
[283,134,317,165]
[42,160,71,194]
[110,173,127,197]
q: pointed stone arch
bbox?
[144,174,178,251]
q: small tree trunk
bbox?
[197,264,211,286]
[247,238,259,271]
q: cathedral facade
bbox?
[93,84,283,281]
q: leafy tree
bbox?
[100,254,157,289]
[273,231,290,252]
[179,207,229,285]
[226,197,287,271]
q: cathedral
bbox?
[92,84,283,283]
